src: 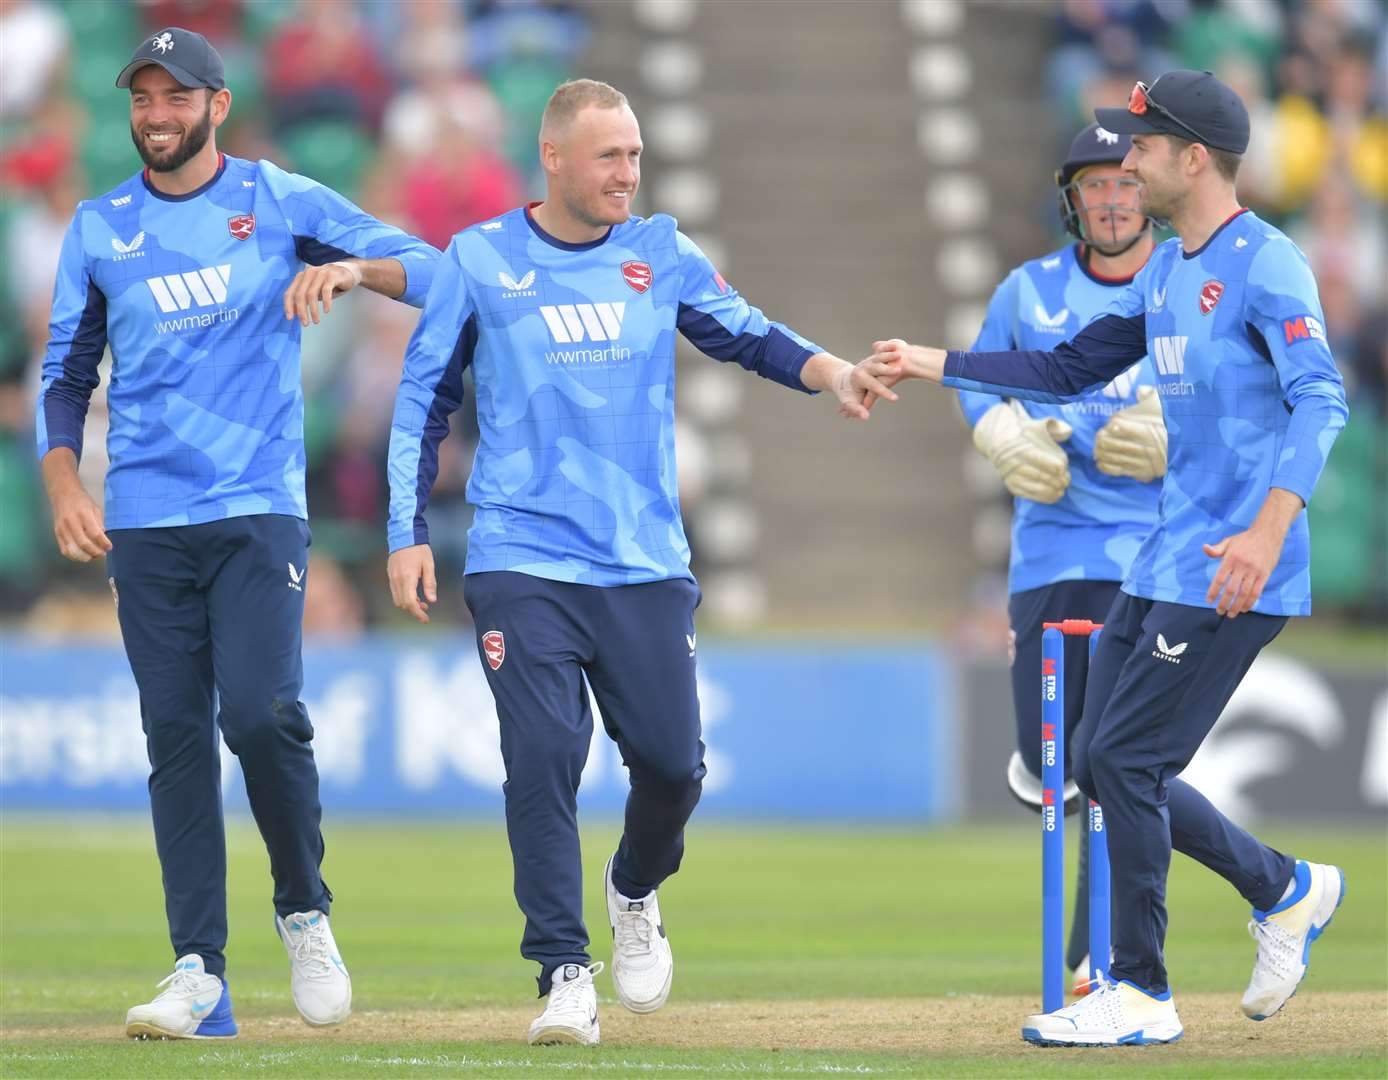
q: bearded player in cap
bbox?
[960,122,1163,997]
[36,28,440,1038]
[872,70,1348,1046]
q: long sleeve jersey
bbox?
[388,206,822,585]
[957,243,1161,595]
[944,210,1348,616]
[36,154,440,528]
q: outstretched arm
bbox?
[672,231,896,416]
[870,311,1149,403]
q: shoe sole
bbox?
[1021,1025,1184,1047]
[528,1025,600,1046]
[614,963,673,1014]
[125,1021,236,1041]
[1244,866,1346,1022]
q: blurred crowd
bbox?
[0,0,587,634]
[1,0,1383,637]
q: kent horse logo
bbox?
[228,214,255,241]
[1199,279,1224,315]
[482,631,505,671]
[622,261,652,293]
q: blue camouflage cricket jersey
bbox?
[944,210,1349,616]
[36,154,439,528]
[958,243,1161,594]
[388,205,822,586]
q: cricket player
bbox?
[962,123,1163,992]
[36,28,439,1039]
[872,70,1348,1047]
[385,79,898,1046]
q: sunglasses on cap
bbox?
[1128,81,1215,147]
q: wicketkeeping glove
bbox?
[972,399,1073,504]
[1093,385,1167,483]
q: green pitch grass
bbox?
[2,817,1384,1077]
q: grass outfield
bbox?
[2,818,1384,1077]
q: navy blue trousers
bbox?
[107,515,330,980]
[1072,592,1296,994]
[1009,578,1120,972]
[464,571,705,997]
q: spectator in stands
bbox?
[263,0,394,136]
[0,0,69,121]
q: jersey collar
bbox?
[1074,243,1142,286]
[1182,207,1250,260]
[524,202,614,251]
[142,152,227,202]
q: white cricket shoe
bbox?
[125,954,237,1040]
[605,855,674,1013]
[528,961,603,1045]
[1242,860,1345,1021]
[1022,978,1183,1046]
[276,910,351,1026]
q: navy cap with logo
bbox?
[1055,122,1133,188]
[1095,69,1249,154]
[116,27,226,91]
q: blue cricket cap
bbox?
[1095,70,1249,154]
[117,27,226,91]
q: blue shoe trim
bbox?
[1022,1025,1182,1048]
[193,982,238,1038]
[1254,861,1310,921]
[1300,867,1346,966]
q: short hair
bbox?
[540,79,629,141]
[1166,134,1241,183]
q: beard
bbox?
[560,177,629,229]
[1137,176,1181,228]
[131,106,213,173]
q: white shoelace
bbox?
[1056,978,1123,1026]
[548,962,603,1015]
[286,918,336,979]
[152,966,213,1002]
[1248,918,1298,980]
[614,905,657,962]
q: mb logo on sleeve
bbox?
[1283,315,1326,346]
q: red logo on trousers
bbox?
[482,630,505,671]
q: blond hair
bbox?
[540,79,629,142]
